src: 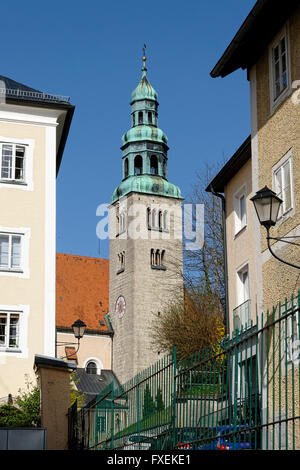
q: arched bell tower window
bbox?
[150,155,158,175]
[134,155,143,175]
[147,207,151,227]
[124,158,129,178]
[148,112,153,124]
[138,111,143,125]
[132,114,135,126]
[163,161,167,178]
[158,210,163,229]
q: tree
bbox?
[183,163,226,315]
[142,384,155,419]
[15,377,40,426]
[151,288,225,361]
[155,387,164,412]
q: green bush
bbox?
[0,404,33,427]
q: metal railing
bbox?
[233,299,251,331]
[0,88,70,104]
[69,292,300,450]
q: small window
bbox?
[124,158,129,178]
[132,114,135,126]
[148,112,153,125]
[274,157,293,218]
[0,233,22,271]
[138,112,143,125]
[234,187,247,234]
[151,249,166,269]
[237,264,250,307]
[150,155,158,175]
[0,312,20,349]
[272,35,288,101]
[134,155,143,175]
[158,210,162,229]
[147,207,151,227]
[86,361,97,375]
[1,144,25,182]
[118,251,125,272]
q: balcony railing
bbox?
[0,88,70,104]
[233,299,251,331]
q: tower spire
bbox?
[142,44,147,76]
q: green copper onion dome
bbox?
[111,175,182,204]
[122,125,168,146]
[131,72,158,103]
[111,46,182,204]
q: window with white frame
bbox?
[0,233,22,271]
[0,143,26,182]
[274,156,293,218]
[234,186,247,234]
[237,265,250,306]
[0,312,20,349]
[286,309,299,363]
[271,34,288,102]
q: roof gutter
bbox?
[210,0,269,78]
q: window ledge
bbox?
[0,179,27,186]
[117,268,125,275]
[0,348,21,353]
[151,265,166,271]
[148,226,169,233]
[0,268,23,273]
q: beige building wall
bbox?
[249,8,300,448]
[56,331,112,372]
[252,7,300,310]
[109,193,183,384]
[224,158,258,334]
[0,104,66,397]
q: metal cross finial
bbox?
[142,44,147,71]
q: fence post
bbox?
[172,347,177,449]
[110,382,114,450]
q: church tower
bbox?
[109,49,183,384]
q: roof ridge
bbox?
[56,252,109,261]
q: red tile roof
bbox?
[56,253,109,332]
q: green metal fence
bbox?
[70,292,300,450]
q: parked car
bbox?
[198,425,251,450]
[123,434,153,450]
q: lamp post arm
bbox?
[266,228,300,270]
[59,338,80,360]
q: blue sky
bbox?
[2,0,256,259]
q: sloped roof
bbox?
[210,0,300,78]
[74,369,122,406]
[0,75,74,174]
[56,253,109,333]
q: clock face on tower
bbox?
[115,296,126,318]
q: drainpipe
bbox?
[209,185,229,336]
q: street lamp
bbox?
[56,318,87,359]
[251,186,300,270]
[72,319,86,340]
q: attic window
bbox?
[86,361,97,374]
